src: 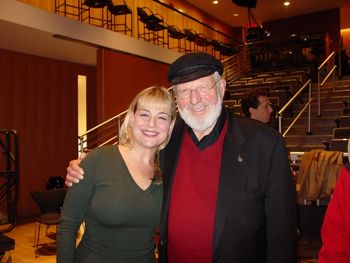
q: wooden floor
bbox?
[2,220,56,263]
[1,220,318,262]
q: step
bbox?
[322,79,350,87]
[285,125,334,136]
[310,90,350,99]
[335,116,350,127]
[311,82,350,90]
[320,96,350,104]
[293,101,343,111]
[281,107,343,117]
[286,100,342,114]
[283,134,333,145]
[281,116,338,127]
[286,144,326,153]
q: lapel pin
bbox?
[237,155,243,162]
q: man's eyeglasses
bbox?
[175,80,219,99]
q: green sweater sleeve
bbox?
[56,151,97,263]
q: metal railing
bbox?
[317,51,337,116]
[78,110,127,154]
[277,79,312,137]
[222,47,250,84]
[0,129,19,233]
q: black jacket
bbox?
[159,108,297,263]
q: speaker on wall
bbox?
[232,0,257,8]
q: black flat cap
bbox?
[168,52,223,85]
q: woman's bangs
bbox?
[137,93,172,114]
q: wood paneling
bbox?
[0,47,169,218]
[97,49,170,121]
[0,49,96,218]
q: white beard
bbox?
[179,96,222,132]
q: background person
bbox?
[57,86,176,263]
[66,53,297,263]
[241,88,274,124]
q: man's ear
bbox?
[249,107,255,116]
[220,78,226,98]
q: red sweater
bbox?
[319,163,350,263]
[167,124,227,263]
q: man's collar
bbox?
[186,106,227,150]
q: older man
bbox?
[66,52,297,263]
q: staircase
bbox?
[283,77,350,153]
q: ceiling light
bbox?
[212,0,219,4]
[233,13,239,17]
[284,1,290,6]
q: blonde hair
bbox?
[119,86,176,183]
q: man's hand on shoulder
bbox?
[65,152,86,187]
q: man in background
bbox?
[241,88,274,124]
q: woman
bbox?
[57,86,176,263]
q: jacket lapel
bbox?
[213,114,246,253]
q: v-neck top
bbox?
[57,145,162,263]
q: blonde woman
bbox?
[57,86,176,263]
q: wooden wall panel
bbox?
[97,49,170,121]
[0,47,170,218]
[0,49,96,218]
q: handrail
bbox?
[277,79,312,135]
[282,98,313,137]
[320,65,337,87]
[317,51,337,116]
[318,51,335,70]
[222,47,250,83]
[278,79,311,116]
[80,109,128,137]
[78,110,127,154]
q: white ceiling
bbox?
[185,0,350,29]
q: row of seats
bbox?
[83,0,132,35]
[136,6,239,57]
[55,0,132,35]
[55,1,239,58]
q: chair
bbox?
[210,39,238,59]
[137,7,168,46]
[83,0,111,8]
[107,0,132,35]
[195,35,211,52]
[183,28,199,52]
[31,188,67,257]
[82,0,111,28]
[167,25,186,52]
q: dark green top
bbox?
[57,145,162,263]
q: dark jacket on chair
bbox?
[159,108,297,263]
